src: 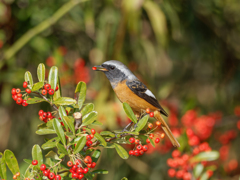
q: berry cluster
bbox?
[12,172,20,179]
[11,81,32,106]
[85,129,96,147]
[38,110,55,123]
[145,108,154,117]
[41,84,57,96]
[167,143,212,180]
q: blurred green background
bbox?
[0,0,240,179]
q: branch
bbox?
[0,0,89,69]
[33,92,59,111]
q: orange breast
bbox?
[113,80,159,115]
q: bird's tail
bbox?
[154,111,180,147]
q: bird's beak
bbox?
[92,65,108,72]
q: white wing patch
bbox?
[145,89,156,99]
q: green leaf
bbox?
[92,150,101,163]
[56,143,68,155]
[100,131,115,137]
[114,143,129,159]
[24,164,33,178]
[0,153,7,180]
[32,82,44,91]
[74,136,86,154]
[24,71,33,88]
[149,138,155,147]
[54,97,76,105]
[95,132,107,146]
[81,103,94,116]
[36,128,55,135]
[48,66,58,90]
[121,178,128,180]
[37,63,45,82]
[32,145,43,168]
[58,106,69,132]
[65,132,75,139]
[190,151,219,163]
[123,103,137,123]
[92,121,103,126]
[42,137,60,150]
[194,163,204,178]
[4,150,20,178]
[75,81,87,109]
[27,97,46,104]
[53,76,61,101]
[82,111,98,126]
[45,151,61,160]
[23,159,32,164]
[53,118,66,146]
[62,116,75,135]
[135,115,149,132]
[91,169,108,174]
[114,130,139,135]
[199,171,209,180]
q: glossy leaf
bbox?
[75,81,87,109]
[65,132,75,139]
[53,118,66,146]
[41,137,60,150]
[114,143,129,159]
[194,163,204,178]
[23,159,32,164]
[149,138,155,147]
[27,97,46,104]
[56,143,68,155]
[48,66,58,90]
[123,103,137,123]
[92,149,101,163]
[58,106,69,131]
[0,153,7,180]
[199,171,209,180]
[74,136,86,154]
[24,71,33,88]
[54,97,76,105]
[24,164,33,178]
[100,131,115,137]
[32,82,44,92]
[190,151,219,163]
[53,76,61,101]
[82,111,98,126]
[91,169,108,174]
[37,63,45,82]
[62,116,75,135]
[94,132,107,146]
[135,115,149,132]
[32,145,43,168]
[81,103,94,116]
[4,150,20,178]
[36,128,55,135]
[45,151,61,160]
[92,120,103,126]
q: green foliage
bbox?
[32,145,43,168]
[4,150,20,179]
[0,153,7,180]
[123,103,137,123]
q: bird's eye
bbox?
[110,66,115,70]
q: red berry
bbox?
[83,168,88,174]
[135,139,140,144]
[91,162,96,168]
[134,150,139,156]
[48,89,54,95]
[237,120,240,130]
[12,95,17,101]
[22,100,28,107]
[72,173,78,179]
[155,138,160,143]
[42,89,47,95]
[87,164,92,168]
[42,112,47,119]
[47,112,52,118]
[156,121,161,126]
[26,89,31,94]
[39,110,44,116]
[139,150,144,155]
[16,88,21,94]
[84,156,92,164]
[23,81,28,88]
[91,129,96,134]
[149,112,154,117]
[86,140,92,147]
[129,137,135,144]
[129,150,134,156]
[55,175,61,180]
[40,164,46,171]
[67,161,73,167]
[17,93,22,97]
[11,88,16,95]
[78,174,84,179]
[168,169,176,177]
[160,133,165,139]
[90,134,94,139]
[86,135,91,141]
[55,86,59,91]
[32,160,38,165]
[13,175,17,179]
[75,159,81,165]
[149,133,154,139]
[76,167,83,174]
[146,108,150,114]
[48,172,55,180]
[143,145,148,152]
[136,144,142,150]
[146,139,150,143]
[148,123,153,129]
[44,84,51,90]
[43,169,50,176]
[16,97,23,105]
[172,150,181,158]
[72,165,78,171]
[92,67,97,70]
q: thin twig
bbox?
[33,92,59,111]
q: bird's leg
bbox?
[122,122,133,132]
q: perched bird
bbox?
[93,60,180,147]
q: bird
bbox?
[93,60,180,147]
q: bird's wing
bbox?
[126,80,168,117]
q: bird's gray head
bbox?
[93,60,137,88]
